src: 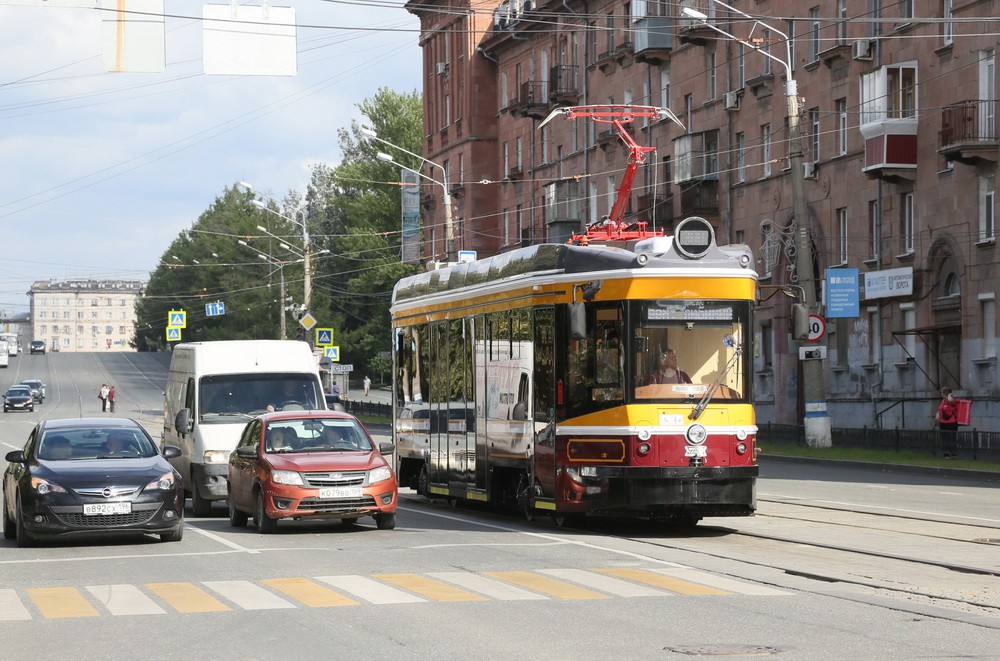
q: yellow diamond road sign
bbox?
[299,312,317,331]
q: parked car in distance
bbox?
[29,340,46,355]
[20,380,46,403]
[227,411,397,533]
[3,418,185,547]
[3,386,34,413]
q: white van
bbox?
[0,341,8,367]
[162,340,326,515]
[0,333,17,357]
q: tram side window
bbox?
[563,303,624,419]
[395,326,426,405]
[533,308,554,423]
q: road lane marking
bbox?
[644,568,792,596]
[373,574,488,602]
[594,568,729,595]
[145,582,230,613]
[186,524,261,553]
[28,587,100,619]
[202,581,296,610]
[315,576,426,604]
[0,589,32,620]
[85,584,166,615]
[538,568,667,597]
[260,578,359,607]
[427,572,549,601]
[483,571,609,600]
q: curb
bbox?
[761,453,1000,483]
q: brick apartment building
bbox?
[404,0,998,430]
[28,279,146,353]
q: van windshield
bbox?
[199,374,321,421]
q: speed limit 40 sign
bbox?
[807,314,827,342]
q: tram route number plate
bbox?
[684,446,708,458]
[319,487,363,499]
[83,502,132,516]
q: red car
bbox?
[227,411,397,533]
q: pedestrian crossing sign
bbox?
[167,310,187,329]
[166,327,182,342]
[324,346,340,361]
[315,328,334,346]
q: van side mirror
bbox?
[378,442,395,455]
[791,304,810,341]
[568,302,586,340]
[174,408,191,435]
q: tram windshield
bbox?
[630,300,749,403]
[561,299,750,419]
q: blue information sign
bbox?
[826,268,860,318]
[205,301,226,317]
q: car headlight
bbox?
[367,466,392,484]
[144,471,176,491]
[31,477,67,494]
[271,470,303,486]
[204,450,229,464]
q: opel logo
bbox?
[102,487,113,498]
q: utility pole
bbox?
[683,1,831,446]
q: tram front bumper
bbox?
[562,465,758,517]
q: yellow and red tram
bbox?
[390,216,758,525]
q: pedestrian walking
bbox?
[935,387,959,458]
[99,384,110,412]
[363,375,371,397]
[108,385,117,413]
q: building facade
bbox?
[28,280,146,352]
[405,0,998,431]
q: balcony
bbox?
[545,178,583,240]
[509,81,549,120]
[595,48,617,73]
[549,65,581,106]
[679,180,719,217]
[637,194,673,227]
[938,99,999,166]
[507,165,524,180]
[860,115,918,181]
[422,194,436,210]
[633,16,673,64]
[597,128,619,149]
[678,0,717,45]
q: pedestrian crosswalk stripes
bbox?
[1,568,792,620]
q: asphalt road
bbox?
[1,352,998,660]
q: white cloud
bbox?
[0,1,422,314]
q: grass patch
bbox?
[762,444,1000,471]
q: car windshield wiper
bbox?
[691,343,743,421]
[201,412,252,419]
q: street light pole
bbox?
[682,1,830,447]
[375,151,454,263]
[361,127,455,262]
[238,240,288,340]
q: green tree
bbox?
[307,87,423,377]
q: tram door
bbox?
[532,307,557,498]
[428,323,449,484]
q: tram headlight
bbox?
[685,424,708,445]
[736,442,748,455]
[637,442,651,455]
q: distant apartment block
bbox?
[28,279,146,353]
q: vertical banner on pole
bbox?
[400,169,421,264]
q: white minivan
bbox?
[162,340,326,515]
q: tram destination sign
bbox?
[647,302,735,321]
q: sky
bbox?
[0,0,422,318]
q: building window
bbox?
[606,12,615,53]
[982,296,997,359]
[980,174,996,241]
[808,7,820,63]
[867,308,880,365]
[836,98,848,155]
[942,0,953,46]
[761,222,775,278]
[761,321,773,370]
[738,44,745,87]
[901,0,913,20]
[900,304,916,359]
[735,132,746,183]
[708,52,717,100]
[761,29,771,76]
[761,124,772,178]
[659,68,670,108]
[606,175,616,216]
[684,94,693,132]
[860,65,917,126]
[837,207,848,264]
[809,108,820,163]
[901,192,915,253]
[500,72,508,111]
